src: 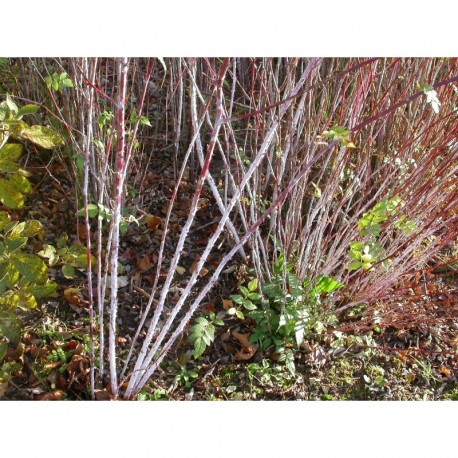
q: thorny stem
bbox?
[109,57,128,397]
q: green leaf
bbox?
[262,282,283,299]
[231,294,244,304]
[314,276,344,294]
[0,143,23,161]
[0,212,10,231]
[62,264,75,279]
[0,261,20,291]
[11,252,48,283]
[38,244,56,259]
[347,260,362,271]
[193,337,207,359]
[0,342,7,360]
[227,307,236,316]
[56,233,68,249]
[0,311,21,343]
[139,116,151,126]
[0,157,20,174]
[17,124,65,149]
[202,332,212,346]
[21,220,41,237]
[239,286,249,296]
[26,281,57,298]
[77,204,98,218]
[247,278,258,292]
[235,310,245,320]
[5,94,18,115]
[16,104,40,118]
[247,292,261,301]
[0,178,25,208]
[8,174,32,195]
[5,236,28,253]
[242,299,257,311]
[62,79,74,88]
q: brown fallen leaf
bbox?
[189,258,209,277]
[144,214,162,231]
[137,254,153,272]
[35,390,65,400]
[222,299,233,311]
[232,331,257,361]
[95,390,112,401]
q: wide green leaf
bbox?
[314,276,344,294]
[5,235,28,253]
[0,261,20,291]
[62,264,76,279]
[17,124,64,149]
[0,143,22,161]
[11,252,48,283]
[22,220,42,237]
[8,174,32,195]
[0,157,20,174]
[0,178,24,208]
[0,212,10,231]
[25,281,58,298]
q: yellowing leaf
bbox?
[175,266,186,275]
[17,124,64,149]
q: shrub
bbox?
[0,95,62,343]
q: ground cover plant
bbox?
[0,57,457,400]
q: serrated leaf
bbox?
[193,337,207,359]
[202,333,212,346]
[17,124,64,149]
[194,317,209,326]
